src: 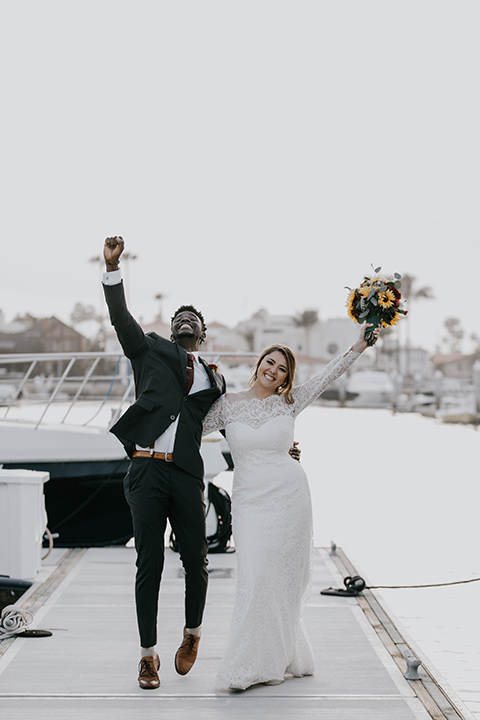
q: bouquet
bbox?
[345,266,407,346]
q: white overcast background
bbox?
[1,0,479,353]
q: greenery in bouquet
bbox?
[345,266,407,346]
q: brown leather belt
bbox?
[132,450,174,462]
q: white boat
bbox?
[437,393,478,424]
[345,369,395,407]
[0,352,232,548]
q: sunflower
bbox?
[377,289,396,309]
[383,312,400,326]
[345,289,359,322]
[390,286,402,306]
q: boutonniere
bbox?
[208,363,218,373]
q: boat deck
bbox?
[0,545,471,720]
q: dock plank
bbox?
[0,546,461,719]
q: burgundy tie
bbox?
[186,353,194,394]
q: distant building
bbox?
[377,336,432,380]
[229,310,360,359]
[318,318,359,360]
[0,310,27,352]
[142,317,171,340]
[200,321,239,354]
[233,309,306,355]
[0,314,88,355]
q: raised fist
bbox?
[104,236,124,266]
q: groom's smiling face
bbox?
[171,311,205,347]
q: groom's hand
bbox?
[289,441,301,463]
[104,236,124,270]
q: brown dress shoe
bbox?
[175,629,200,675]
[138,653,160,689]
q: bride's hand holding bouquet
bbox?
[352,322,381,353]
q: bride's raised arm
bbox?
[291,349,360,414]
[291,324,378,414]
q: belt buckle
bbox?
[164,453,173,462]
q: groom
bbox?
[102,236,226,689]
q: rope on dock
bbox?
[328,545,480,591]
[367,576,480,589]
[322,573,480,597]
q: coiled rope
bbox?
[0,606,33,639]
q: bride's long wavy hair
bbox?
[249,344,296,404]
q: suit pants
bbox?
[124,457,209,648]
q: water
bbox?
[300,406,479,718]
[217,405,479,716]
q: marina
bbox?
[0,353,479,717]
[2,0,479,715]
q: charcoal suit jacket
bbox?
[104,281,226,479]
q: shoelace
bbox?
[0,605,33,639]
[138,657,158,676]
[181,635,197,654]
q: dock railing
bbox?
[0,351,257,430]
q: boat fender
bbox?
[320,574,366,597]
[344,575,366,593]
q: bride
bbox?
[203,324,378,691]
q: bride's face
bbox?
[255,351,288,394]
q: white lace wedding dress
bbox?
[203,349,361,691]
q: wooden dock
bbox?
[0,545,474,720]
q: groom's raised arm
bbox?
[102,237,148,361]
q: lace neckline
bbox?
[226,391,285,406]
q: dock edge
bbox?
[331,547,475,720]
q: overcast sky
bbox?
[1,1,479,353]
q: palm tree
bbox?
[154,293,166,322]
[401,274,434,374]
[443,317,464,354]
[294,309,319,359]
[401,274,435,304]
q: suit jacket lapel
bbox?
[199,356,224,392]
[167,340,188,391]
[199,356,214,388]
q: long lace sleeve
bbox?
[202,395,226,436]
[292,349,361,414]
